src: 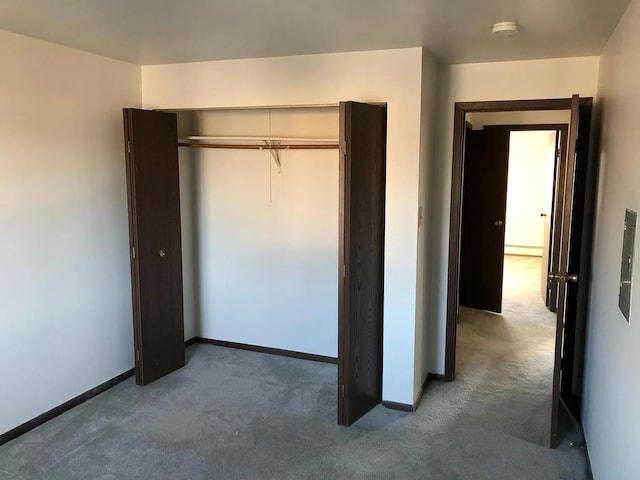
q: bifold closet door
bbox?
[123,108,185,386]
[338,101,387,426]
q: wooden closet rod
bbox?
[178,142,339,150]
[186,135,337,143]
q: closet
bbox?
[123,102,386,426]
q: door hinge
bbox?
[132,247,136,259]
[341,141,347,157]
[136,350,140,362]
[341,384,345,397]
[127,140,131,153]
[342,264,346,278]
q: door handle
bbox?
[548,273,579,283]
[494,220,504,227]
[158,249,166,257]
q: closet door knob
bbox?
[158,249,166,257]
[494,220,504,227]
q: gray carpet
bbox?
[0,256,589,479]
[456,255,558,447]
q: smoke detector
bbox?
[492,21,519,35]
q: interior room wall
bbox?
[0,30,141,435]
[415,49,441,399]
[581,1,640,478]
[185,108,339,357]
[142,48,424,405]
[503,131,557,256]
[430,56,600,374]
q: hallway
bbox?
[456,255,557,446]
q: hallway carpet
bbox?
[0,256,589,479]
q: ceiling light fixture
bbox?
[492,21,519,35]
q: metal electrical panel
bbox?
[619,209,637,322]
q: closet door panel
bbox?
[124,108,185,386]
[338,101,386,426]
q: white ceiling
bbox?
[0,0,630,65]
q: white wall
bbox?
[467,110,571,129]
[142,48,424,404]
[430,56,600,374]
[190,108,339,357]
[504,131,556,256]
[582,1,640,478]
[0,31,141,434]
[414,50,441,400]
[177,113,200,341]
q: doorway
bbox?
[457,122,566,446]
[459,124,568,314]
[444,97,596,447]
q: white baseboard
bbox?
[504,245,543,257]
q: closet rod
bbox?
[178,142,339,150]
[186,135,338,143]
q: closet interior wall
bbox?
[177,111,200,341]
[177,106,340,357]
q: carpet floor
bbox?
[0,256,589,479]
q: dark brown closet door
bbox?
[123,108,185,386]
[338,101,387,426]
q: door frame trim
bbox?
[445,97,590,381]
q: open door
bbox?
[459,126,511,313]
[123,108,185,386]
[549,95,593,447]
[337,101,386,426]
[546,127,569,313]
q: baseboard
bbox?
[184,337,198,347]
[412,373,447,411]
[584,434,594,480]
[382,401,414,412]
[504,246,543,257]
[190,337,338,365]
[412,375,430,411]
[1,338,334,446]
[0,368,134,447]
[384,372,448,414]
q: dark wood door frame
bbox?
[474,124,569,313]
[445,98,591,382]
[459,123,568,315]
